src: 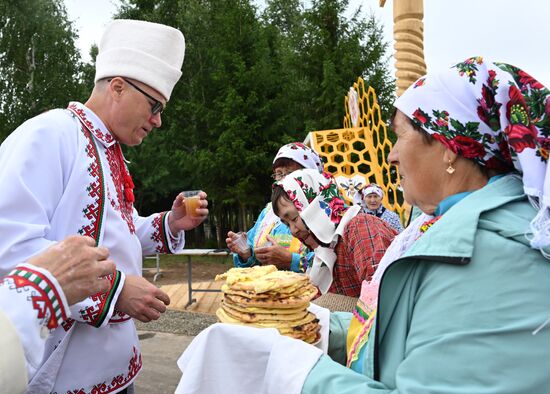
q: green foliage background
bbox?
[0,0,395,246]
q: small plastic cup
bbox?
[258,240,273,248]
[183,190,202,217]
[233,232,250,253]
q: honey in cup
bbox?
[183,190,202,217]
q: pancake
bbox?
[217,307,317,329]
[228,271,309,294]
[215,265,321,344]
[222,283,318,301]
[224,292,311,309]
[221,301,309,323]
[223,296,306,315]
[215,265,278,284]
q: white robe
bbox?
[0,262,72,394]
[0,102,185,393]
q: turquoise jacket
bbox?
[303,175,550,393]
[233,204,313,273]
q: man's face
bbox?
[110,78,167,146]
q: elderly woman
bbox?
[358,183,404,232]
[271,170,397,297]
[226,142,323,272]
[300,57,550,392]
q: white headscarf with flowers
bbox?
[395,56,550,256]
[273,142,324,172]
[277,169,361,293]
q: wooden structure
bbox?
[380,0,427,96]
[305,78,409,223]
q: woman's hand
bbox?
[226,231,252,260]
[254,235,292,270]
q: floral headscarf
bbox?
[395,56,550,253]
[273,142,324,172]
[277,169,354,245]
[276,169,361,293]
[362,183,384,199]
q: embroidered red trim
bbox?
[77,126,105,243]
[78,271,121,328]
[106,144,135,233]
[65,346,142,394]
[419,215,442,234]
[7,273,62,329]
[67,103,115,145]
[151,212,169,253]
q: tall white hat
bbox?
[94,19,185,100]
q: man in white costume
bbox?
[0,236,115,394]
[0,19,207,393]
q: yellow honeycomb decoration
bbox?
[306,77,410,223]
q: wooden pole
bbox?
[381,0,427,96]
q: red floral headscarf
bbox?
[395,56,550,253]
[276,169,349,244]
[273,142,324,172]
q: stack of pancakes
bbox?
[215,265,320,344]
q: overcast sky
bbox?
[64,0,550,86]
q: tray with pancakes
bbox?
[215,265,321,344]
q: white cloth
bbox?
[307,205,361,294]
[362,184,383,198]
[0,262,71,393]
[0,310,27,394]
[176,322,323,394]
[273,142,324,172]
[0,102,185,393]
[95,19,185,100]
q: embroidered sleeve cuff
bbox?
[8,263,71,330]
[68,269,125,328]
[163,211,184,253]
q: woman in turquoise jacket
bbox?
[176,57,550,393]
[226,142,323,272]
[302,57,550,393]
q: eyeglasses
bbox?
[271,171,294,181]
[120,78,165,115]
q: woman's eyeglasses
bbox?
[271,171,293,181]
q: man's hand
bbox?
[27,235,115,305]
[168,191,209,234]
[254,235,292,270]
[226,231,252,260]
[115,275,170,322]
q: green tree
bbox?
[115,0,288,245]
[0,0,86,141]
[264,0,395,131]
[113,0,395,246]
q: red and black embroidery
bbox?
[77,271,122,328]
[66,346,142,394]
[6,266,68,329]
[68,102,115,145]
[151,212,170,253]
[109,310,131,323]
[105,144,135,233]
[77,125,105,244]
